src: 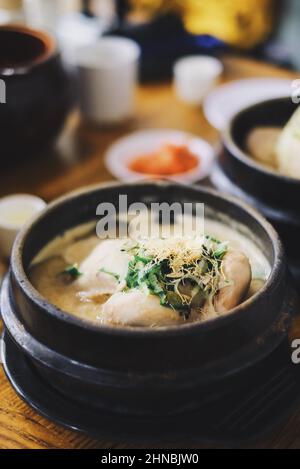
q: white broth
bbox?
[29,218,271,327]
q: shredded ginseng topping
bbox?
[123,236,229,317]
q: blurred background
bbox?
[0,0,299,77]
[0,0,299,262]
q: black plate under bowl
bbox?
[2,331,300,447]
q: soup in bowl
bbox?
[1,182,294,418]
[29,211,271,328]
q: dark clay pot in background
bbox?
[212,98,300,285]
[0,25,72,164]
[0,182,295,418]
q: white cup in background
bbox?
[174,56,223,106]
[0,194,46,259]
[75,37,141,125]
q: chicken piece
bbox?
[63,236,99,265]
[246,127,281,168]
[213,250,251,314]
[99,290,185,327]
[75,239,130,297]
[276,106,300,179]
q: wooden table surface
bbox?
[0,56,300,449]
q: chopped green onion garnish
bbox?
[64,264,82,279]
[99,268,120,282]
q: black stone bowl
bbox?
[0,25,72,164]
[212,97,300,284]
[0,182,295,418]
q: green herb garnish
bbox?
[213,241,229,260]
[99,268,120,282]
[64,264,82,279]
[123,235,229,317]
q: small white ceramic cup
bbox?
[0,194,46,259]
[75,37,141,124]
[174,55,223,106]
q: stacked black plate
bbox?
[2,331,300,446]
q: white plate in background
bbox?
[203,78,292,130]
[105,129,215,184]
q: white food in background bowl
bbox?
[0,194,46,258]
[105,129,215,184]
[276,106,300,179]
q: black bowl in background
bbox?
[0,182,295,418]
[0,25,72,164]
[212,97,300,284]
